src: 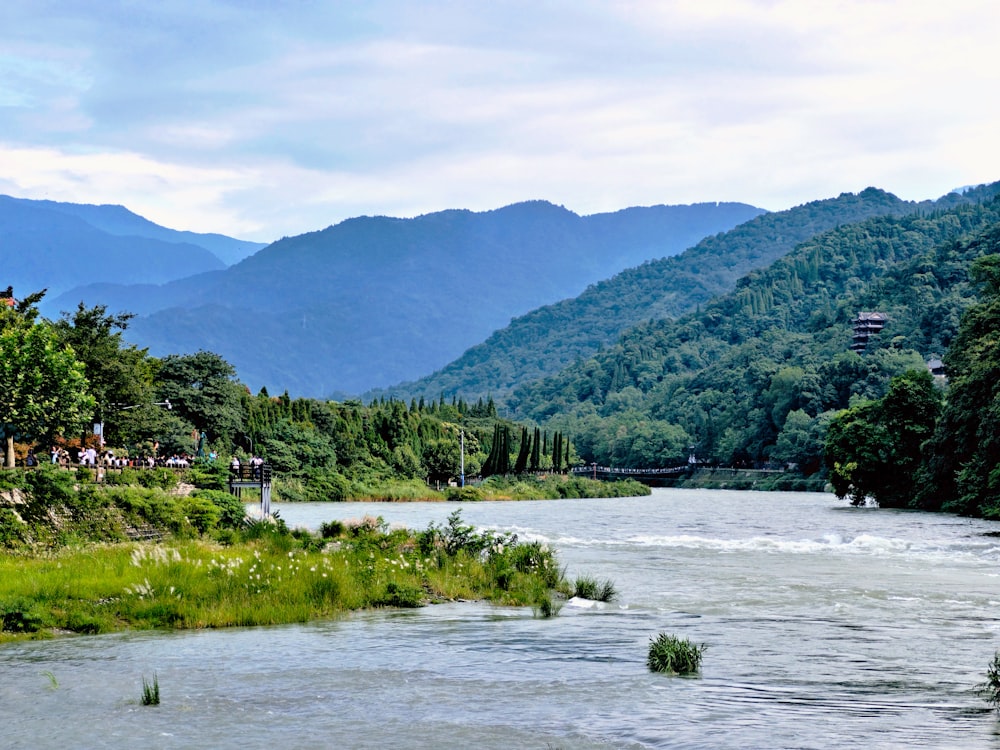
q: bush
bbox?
[0,508,25,549]
[319,520,344,539]
[573,575,618,602]
[373,581,423,608]
[647,633,705,675]
[179,496,221,535]
[192,489,247,529]
[445,485,485,502]
[186,462,228,491]
[979,651,1000,712]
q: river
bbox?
[3,488,1000,748]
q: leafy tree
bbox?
[422,437,459,483]
[155,351,246,446]
[52,303,156,446]
[918,250,1000,516]
[0,319,94,466]
[825,370,941,507]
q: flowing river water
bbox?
[4,488,1000,749]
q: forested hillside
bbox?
[510,185,1000,477]
[377,187,985,404]
[64,200,761,396]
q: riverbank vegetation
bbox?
[0,491,570,642]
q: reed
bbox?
[141,673,160,706]
[647,633,705,675]
[572,576,618,602]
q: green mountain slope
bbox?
[83,200,762,396]
[378,187,977,404]
[509,185,1000,471]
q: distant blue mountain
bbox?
[1,195,266,304]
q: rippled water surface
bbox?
[4,489,1000,748]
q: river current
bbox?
[4,488,1000,749]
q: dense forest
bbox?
[1,294,589,501]
[509,187,1000,516]
[376,186,996,404]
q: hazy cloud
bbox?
[1,0,998,240]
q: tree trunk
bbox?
[4,435,14,468]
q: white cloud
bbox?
[0,1,998,239]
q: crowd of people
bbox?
[37,444,198,469]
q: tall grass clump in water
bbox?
[141,673,160,705]
[647,633,705,675]
[573,575,617,602]
[978,651,1000,712]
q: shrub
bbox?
[0,508,25,549]
[0,597,49,633]
[319,520,344,539]
[647,633,705,675]
[979,651,1000,712]
[186,462,228,491]
[193,489,247,529]
[179,496,221,535]
[445,485,485,502]
[533,592,561,618]
[141,673,160,706]
[373,581,423,608]
[573,576,618,602]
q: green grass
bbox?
[141,673,160,705]
[647,633,705,675]
[572,575,618,602]
[0,512,570,641]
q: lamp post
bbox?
[459,430,465,487]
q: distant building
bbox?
[927,358,946,378]
[1,286,15,308]
[851,312,888,353]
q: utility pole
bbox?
[459,430,465,487]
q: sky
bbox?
[1,1,999,243]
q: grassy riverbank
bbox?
[0,511,567,643]
[275,472,652,502]
[0,467,570,641]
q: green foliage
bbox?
[104,467,178,491]
[917,245,1000,516]
[0,597,50,633]
[445,485,485,502]
[186,462,229,491]
[141,674,160,706]
[647,633,705,675]
[155,351,246,445]
[387,187,946,404]
[0,317,94,466]
[513,190,1000,480]
[573,576,618,602]
[978,651,1000,713]
[190,489,246,530]
[52,303,155,448]
[825,370,941,507]
[0,507,26,549]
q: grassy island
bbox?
[0,467,570,643]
